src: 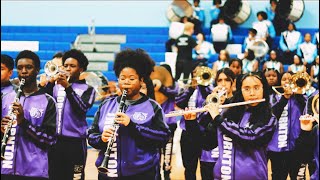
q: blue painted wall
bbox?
[1,1,319,29]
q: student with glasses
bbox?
[183,71,277,179]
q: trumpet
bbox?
[37,61,70,79]
[165,99,265,117]
[272,72,311,95]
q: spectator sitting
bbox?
[192,0,205,29]
[263,50,284,74]
[209,0,222,27]
[243,28,258,52]
[279,22,303,65]
[288,54,306,73]
[228,58,242,77]
[297,33,317,73]
[252,11,276,50]
[212,49,230,79]
[241,49,259,74]
[192,32,216,67]
[210,15,233,53]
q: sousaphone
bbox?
[150,66,173,105]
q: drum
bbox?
[166,0,193,22]
[277,0,305,22]
[223,0,251,24]
[150,66,173,105]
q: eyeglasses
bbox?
[241,86,263,94]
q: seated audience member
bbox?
[297,33,318,73]
[243,28,258,52]
[252,11,276,50]
[265,0,277,21]
[209,0,222,27]
[288,55,306,73]
[279,22,303,65]
[241,49,259,74]
[193,32,216,67]
[212,49,230,79]
[229,58,243,77]
[210,16,233,53]
[310,56,319,89]
[263,50,284,74]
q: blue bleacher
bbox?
[121,43,165,53]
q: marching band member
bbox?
[185,71,276,179]
[87,48,170,179]
[175,65,214,180]
[43,49,96,180]
[1,50,57,180]
[187,68,235,180]
[267,71,308,179]
[154,64,180,180]
[1,54,16,98]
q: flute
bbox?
[165,99,265,118]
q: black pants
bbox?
[268,151,306,180]
[180,130,201,180]
[200,161,215,180]
[213,42,227,54]
[280,50,297,65]
[98,165,160,180]
[175,60,194,84]
[161,123,177,180]
[49,137,86,180]
[1,175,48,180]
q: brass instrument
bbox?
[165,99,265,117]
[1,78,25,160]
[272,72,311,95]
[205,88,227,105]
[312,93,319,123]
[181,66,214,87]
[150,66,173,104]
[44,61,70,77]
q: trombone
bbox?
[272,72,311,95]
[180,66,214,87]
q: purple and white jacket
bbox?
[1,89,57,178]
[268,94,307,152]
[159,82,179,125]
[87,94,170,178]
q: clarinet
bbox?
[97,89,127,174]
[1,78,25,160]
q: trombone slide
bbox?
[165,99,265,118]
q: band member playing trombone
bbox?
[87,48,170,179]
[267,71,308,180]
[183,68,235,180]
[175,65,214,180]
[42,49,96,180]
[184,72,276,179]
[1,50,57,180]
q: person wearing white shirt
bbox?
[212,49,230,80]
[209,0,222,27]
[193,0,205,29]
[279,22,303,65]
[310,56,319,89]
[252,11,276,50]
[210,16,233,53]
[297,33,317,73]
[193,33,216,67]
[241,49,259,74]
[288,55,306,73]
[243,28,258,52]
[263,50,284,74]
